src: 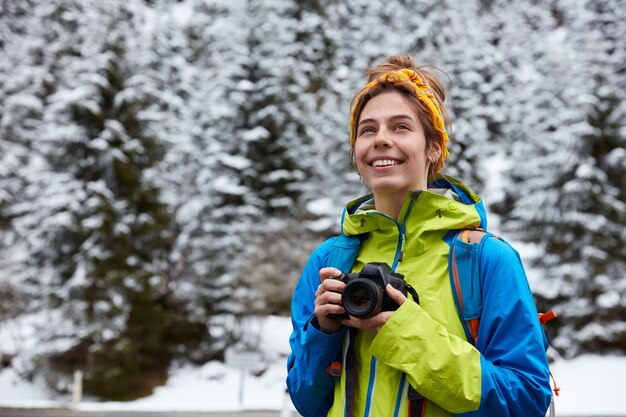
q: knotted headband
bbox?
[349,68,450,173]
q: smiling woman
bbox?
[287,55,552,417]
[353,92,435,219]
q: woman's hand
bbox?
[342,284,408,333]
[314,267,347,334]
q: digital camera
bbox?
[330,262,411,319]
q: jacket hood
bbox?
[341,175,487,238]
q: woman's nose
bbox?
[373,129,393,148]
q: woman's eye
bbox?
[359,126,375,135]
[394,123,410,130]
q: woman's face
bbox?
[354,91,433,198]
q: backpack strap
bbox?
[448,228,495,345]
[323,234,361,417]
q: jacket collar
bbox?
[340,175,487,237]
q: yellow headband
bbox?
[349,68,450,172]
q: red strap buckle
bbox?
[538,310,557,325]
[327,361,342,377]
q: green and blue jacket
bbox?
[287,176,552,417]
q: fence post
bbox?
[72,370,83,408]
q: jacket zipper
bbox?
[392,197,416,270]
[394,226,406,268]
[360,198,415,416]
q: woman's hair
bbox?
[349,55,450,175]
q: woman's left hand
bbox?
[342,284,408,333]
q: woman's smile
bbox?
[369,157,404,168]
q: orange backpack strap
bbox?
[538,310,561,398]
[448,228,494,345]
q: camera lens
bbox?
[351,287,370,308]
[342,280,383,318]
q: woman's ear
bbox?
[428,142,442,165]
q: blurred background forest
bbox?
[0,0,624,402]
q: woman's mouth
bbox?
[370,159,403,167]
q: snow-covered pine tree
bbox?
[135,0,231,364]
[473,0,567,225]
[235,0,343,316]
[152,0,249,345]
[495,0,626,357]
[175,0,324,322]
[534,0,626,356]
[1,0,206,399]
[229,0,311,217]
[137,0,255,357]
[0,0,48,321]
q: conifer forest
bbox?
[0,0,624,400]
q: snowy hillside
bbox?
[1,316,626,416]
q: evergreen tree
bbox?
[236,0,343,315]
[162,0,247,332]
[0,0,46,320]
[533,0,626,356]
[495,0,626,356]
[221,0,312,217]
[137,0,230,359]
[173,0,332,323]
[1,0,207,399]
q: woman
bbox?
[287,55,552,417]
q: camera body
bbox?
[331,262,408,319]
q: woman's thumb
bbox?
[386,284,407,305]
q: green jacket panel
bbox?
[334,189,483,416]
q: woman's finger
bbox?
[319,267,342,281]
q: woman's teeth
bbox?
[372,159,398,167]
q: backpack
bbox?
[449,228,559,417]
[325,228,559,416]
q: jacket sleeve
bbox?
[369,237,552,417]
[286,237,347,417]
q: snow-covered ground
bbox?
[1,315,625,416]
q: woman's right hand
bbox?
[314,267,347,334]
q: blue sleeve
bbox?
[459,238,552,417]
[286,237,347,417]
